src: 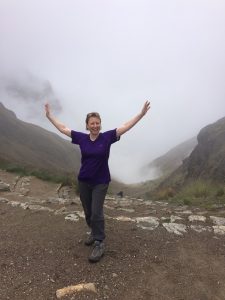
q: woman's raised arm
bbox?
[45,103,71,137]
[116,100,150,137]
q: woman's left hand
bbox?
[141,100,151,116]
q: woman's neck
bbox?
[89,133,99,141]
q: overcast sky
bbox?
[0,0,225,183]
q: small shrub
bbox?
[216,188,224,197]
[192,181,209,198]
[6,165,28,176]
[156,187,175,200]
[162,217,171,223]
[183,198,192,205]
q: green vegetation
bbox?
[0,162,77,188]
[154,187,176,201]
[163,180,225,208]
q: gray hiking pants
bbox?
[78,181,108,241]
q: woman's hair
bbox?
[85,112,101,130]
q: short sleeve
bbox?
[103,129,120,144]
[71,130,87,145]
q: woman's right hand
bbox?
[45,103,50,116]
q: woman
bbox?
[45,101,150,263]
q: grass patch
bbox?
[1,163,77,188]
[154,187,176,201]
[168,180,225,208]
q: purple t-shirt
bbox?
[71,129,120,184]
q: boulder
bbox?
[0,181,10,192]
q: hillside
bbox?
[157,116,225,191]
[185,116,225,182]
[0,102,81,177]
[145,136,197,178]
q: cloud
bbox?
[0,71,62,118]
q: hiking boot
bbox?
[84,234,95,246]
[88,241,105,263]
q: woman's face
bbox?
[87,117,101,136]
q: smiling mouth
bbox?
[91,130,99,134]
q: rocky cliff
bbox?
[158,116,225,190]
[185,116,225,182]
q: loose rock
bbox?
[56,282,97,298]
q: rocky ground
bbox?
[1,169,225,300]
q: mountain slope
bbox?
[185,116,225,182]
[0,102,81,176]
[158,116,225,190]
[145,136,197,179]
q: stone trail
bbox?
[1,173,225,237]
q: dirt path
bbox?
[1,170,225,300]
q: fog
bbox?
[0,0,225,183]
